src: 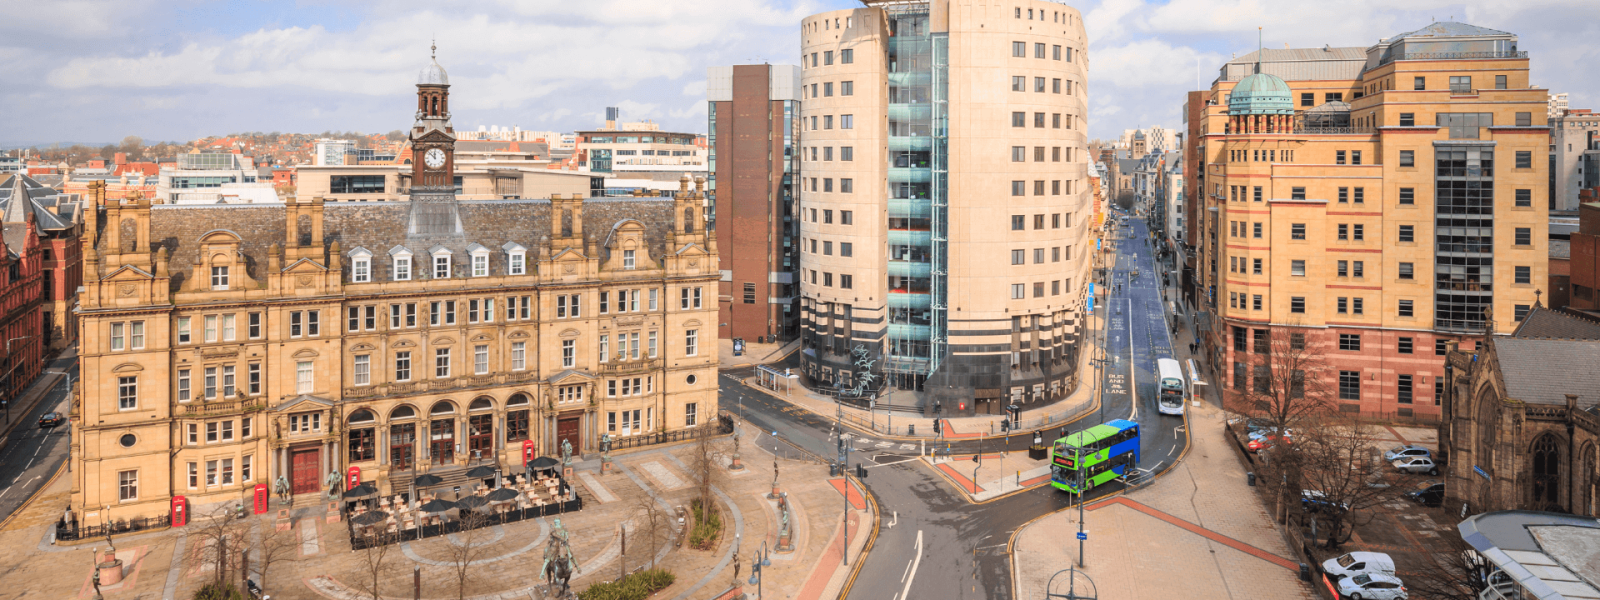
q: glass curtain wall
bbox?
[1434,146,1495,332]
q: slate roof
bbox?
[1495,338,1600,406]
[0,174,78,232]
[115,197,679,291]
[1510,306,1600,340]
[1384,22,1515,44]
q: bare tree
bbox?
[352,528,398,600]
[634,494,668,568]
[1274,421,1400,549]
[686,425,727,550]
[445,510,490,600]
[1403,535,1494,600]
[191,507,246,586]
[252,519,299,594]
[1238,321,1339,432]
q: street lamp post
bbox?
[747,541,771,598]
[1077,445,1086,568]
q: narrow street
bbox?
[0,354,78,524]
[718,214,1190,599]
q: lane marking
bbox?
[1128,297,1138,422]
[900,530,923,600]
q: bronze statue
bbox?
[540,517,580,596]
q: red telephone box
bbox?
[521,440,536,464]
[347,466,361,491]
[253,483,269,515]
[171,495,188,527]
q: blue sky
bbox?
[2,0,1595,148]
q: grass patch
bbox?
[192,582,247,600]
[688,498,722,550]
[578,568,676,600]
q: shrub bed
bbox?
[578,568,676,600]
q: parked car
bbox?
[1322,552,1396,579]
[1248,426,1294,441]
[1248,433,1292,453]
[38,412,64,429]
[1301,490,1349,514]
[1337,572,1408,600]
[1408,482,1445,506]
[1227,416,1273,434]
[1383,445,1431,462]
[1393,457,1440,476]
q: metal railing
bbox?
[608,417,731,451]
[1293,126,1377,135]
[59,515,171,541]
[1382,50,1526,66]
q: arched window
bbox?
[506,393,530,407]
[430,401,456,416]
[348,408,376,424]
[1532,433,1563,510]
[469,397,494,412]
[390,405,416,420]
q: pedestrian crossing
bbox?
[837,432,918,451]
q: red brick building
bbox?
[0,203,45,410]
[707,64,802,342]
[1,174,86,353]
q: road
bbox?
[0,354,77,524]
[719,215,1190,599]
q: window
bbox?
[685,403,698,427]
[249,363,261,395]
[1253,295,1263,310]
[118,470,138,501]
[1399,299,1415,317]
[1398,262,1414,280]
[1011,284,1025,299]
[1300,92,1314,107]
[1352,298,1364,314]
[353,256,370,282]
[177,317,191,344]
[118,376,137,410]
[1496,75,1507,90]
[434,348,451,378]
[1513,188,1533,207]
[1035,77,1046,93]
[1053,45,1061,60]
[1516,151,1532,169]
[1337,151,1347,165]
[1035,112,1045,127]
[1515,304,1531,321]
[1399,188,1414,205]
[1337,297,1348,314]
[508,251,526,275]
[1352,151,1362,165]
[1012,215,1025,230]
[1339,371,1360,400]
[840,115,852,129]
[1253,258,1262,274]
[1291,297,1305,313]
[433,254,451,278]
[395,351,412,381]
[823,82,833,97]
[1253,186,1262,202]
[1011,249,1025,265]
[1012,146,1025,162]
[685,329,698,356]
[841,178,853,193]
[1400,113,1415,127]
[294,360,313,394]
[1436,339,1451,356]
[823,116,833,130]
[1291,224,1306,240]
[187,462,198,488]
[211,266,229,290]
[1515,265,1531,284]
[110,322,124,351]
[1035,42,1046,58]
[1292,187,1306,200]
[1012,112,1025,127]
[1399,225,1414,243]
[1011,181,1024,196]
[1515,227,1531,246]
[1012,41,1025,57]
[1353,224,1364,241]
[1339,187,1349,203]
[177,369,191,402]
[841,146,853,161]
[474,345,488,375]
[393,254,411,280]
[352,354,371,386]
[681,287,702,309]
[1290,260,1305,277]
[841,49,853,63]
[1398,375,1414,404]
[471,253,488,277]
[1253,222,1262,238]
[1399,150,1414,167]
[1413,76,1425,90]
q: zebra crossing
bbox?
[838,432,919,452]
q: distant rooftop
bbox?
[1458,511,1600,600]
[1383,21,1516,44]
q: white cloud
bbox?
[682,80,708,97]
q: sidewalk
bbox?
[718,337,799,369]
[923,451,1053,502]
[1013,398,1316,600]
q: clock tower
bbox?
[407,43,463,238]
[410,42,456,190]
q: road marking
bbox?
[900,530,924,600]
[876,441,893,448]
[1128,297,1138,422]
[900,443,917,450]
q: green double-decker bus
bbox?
[1050,419,1140,494]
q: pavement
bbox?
[718,338,801,370]
[0,420,867,600]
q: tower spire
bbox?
[1256,27,1263,74]
[431,37,437,60]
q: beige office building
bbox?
[799,0,1092,414]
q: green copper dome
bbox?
[1229,72,1294,116]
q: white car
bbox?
[1383,445,1431,462]
[1392,457,1440,476]
[1337,572,1408,599]
[1322,552,1396,580]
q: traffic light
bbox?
[1001,418,1011,432]
[856,464,867,479]
[933,419,942,435]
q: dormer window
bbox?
[467,244,489,277]
[434,255,450,278]
[211,266,229,290]
[508,249,526,275]
[349,247,373,283]
[623,249,636,270]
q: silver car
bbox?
[1392,456,1439,476]
[1383,445,1431,462]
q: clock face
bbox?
[424,148,446,169]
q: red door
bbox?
[291,449,320,495]
[556,415,581,457]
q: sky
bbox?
[2,0,1596,148]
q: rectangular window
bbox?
[1012,41,1025,57]
[1300,92,1314,107]
[841,81,853,96]
[841,49,853,63]
[1515,265,1531,284]
[295,360,313,394]
[248,363,260,395]
[177,317,191,344]
[1011,181,1025,196]
[1400,113,1415,127]
[1515,227,1531,245]
[841,114,852,129]
[1413,76,1425,90]
[1292,187,1306,200]
[1291,260,1306,277]
[562,339,575,368]
[1253,186,1262,202]
[474,345,488,375]
[1353,224,1364,241]
[434,255,450,278]
[1252,295,1262,310]
[118,377,137,410]
[118,470,138,501]
[1515,189,1532,207]
[110,322,124,351]
[211,266,229,290]
[1339,371,1360,400]
[1291,224,1306,240]
[509,252,526,275]
[1400,150,1414,167]
[354,355,370,386]
[1034,112,1045,127]
[1398,337,1413,354]
[177,369,191,402]
[1516,151,1532,169]
[205,315,218,342]
[1398,375,1414,404]
[1399,188,1414,205]
[1399,225,1414,243]
[307,311,319,336]
[1496,75,1507,90]
[1011,284,1024,299]
[1012,112,1025,127]
[1399,299,1414,317]
[471,254,488,277]
[395,351,411,381]
[1291,297,1305,313]
[435,348,451,378]
[1336,150,1346,165]
[685,329,698,357]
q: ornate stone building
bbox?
[1440,305,1600,515]
[0,173,85,352]
[69,50,720,524]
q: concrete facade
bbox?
[707,64,802,343]
[797,0,1092,415]
[1552,109,1600,211]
